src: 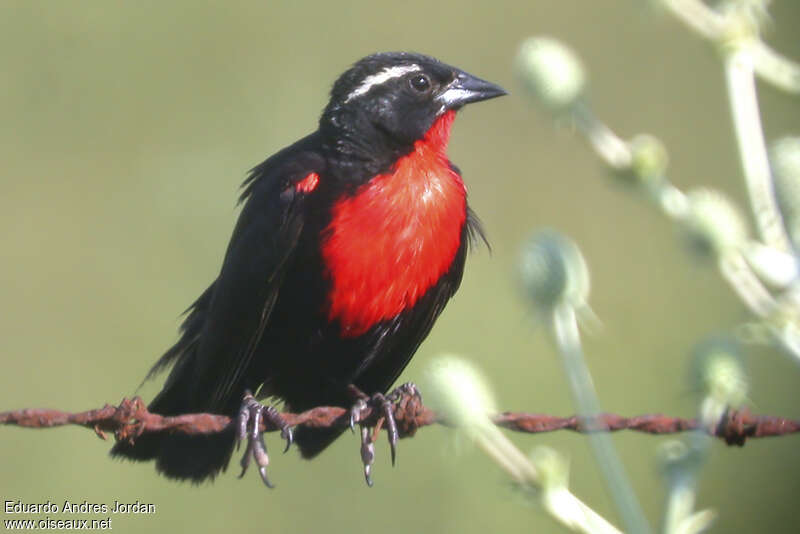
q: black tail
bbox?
[110,431,235,483]
[110,373,236,483]
[293,425,347,459]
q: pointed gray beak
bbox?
[437,70,508,109]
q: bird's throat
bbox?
[322,111,466,337]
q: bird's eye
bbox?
[409,74,431,93]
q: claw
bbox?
[258,466,274,489]
[235,391,254,451]
[255,433,274,488]
[264,405,294,453]
[247,398,273,486]
[383,398,398,466]
[347,383,425,485]
[349,398,368,433]
[282,427,294,453]
[360,426,375,487]
[371,393,398,466]
[235,391,291,488]
[238,438,253,478]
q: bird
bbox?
[111,51,506,485]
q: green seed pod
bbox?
[515,37,586,112]
[690,336,748,408]
[518,229,590,312]
[682,188,748,256]
[619,134,669,187]
[425,355,497,433]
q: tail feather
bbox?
[155,431,235,482]
[110,360,236,482]
[109,432,162,462]
[293,425,347,459]
[111,429,235,483]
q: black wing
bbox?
[151,132,326,415]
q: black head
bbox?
[320,52,506,166]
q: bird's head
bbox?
[320,52,506,162]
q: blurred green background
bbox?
[2,1,799,532]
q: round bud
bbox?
[690,336,748,408]
[691,336,748,429]
[518,229,590,312]
[515,37,586,112]
[425,355,497,433]
[770,136,800,247]
[619,134,669,187]
[682,188,748,256]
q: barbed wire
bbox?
[2,394,798,447]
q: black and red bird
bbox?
[111,52,506,484]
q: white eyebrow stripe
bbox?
[344,64,421,103]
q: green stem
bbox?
[724,47,792,253]
[551,304,652,534]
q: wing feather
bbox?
[152,132,325,414]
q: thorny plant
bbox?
[426,1,800,534]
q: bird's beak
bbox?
[437,70,508,109]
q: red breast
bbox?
[321,110,467,337]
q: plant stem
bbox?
[724,47,792,253]
[551,304,652,534]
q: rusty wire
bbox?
[1,395,798,447]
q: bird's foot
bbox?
[347,382,422,486]
[235,390,293,488]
